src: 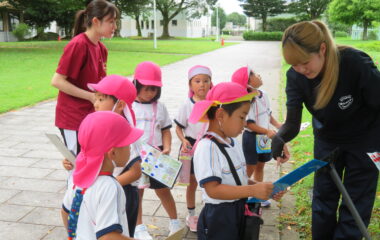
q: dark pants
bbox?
[197,199,245,240]
[312,138,379,240]
[123,184,139,237]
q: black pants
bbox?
[312,138,379,240]
[197,199,245,240]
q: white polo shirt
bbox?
[62,176,129,239]
[245,90,272,132]
[174,97,207,140]
[193,134,248,204]
[132,101,172,147]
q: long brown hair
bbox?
[282,20,340,110]
[73,0,119,37]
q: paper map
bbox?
[367,152,380,171]
[140,143,182,188]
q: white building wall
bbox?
[120,11,212,38]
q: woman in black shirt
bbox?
[272,20,379,240]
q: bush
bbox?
[222,30,231,35]
[267,17,299,32]
[33,31,59,41]
[368,31,378,40]
[243,31,283,41]
[12,23,31,41]
[334,31,348,37]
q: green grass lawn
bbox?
[279,38,380,239]
[0,38,235,113]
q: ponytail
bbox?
[72,0,119,37]
[282,20,340,110]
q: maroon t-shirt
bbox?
[55,33,108,130]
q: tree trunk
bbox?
[362,20,369,40]
[262,15,267,32]
[161,15,171,39]
[135,15,142,37]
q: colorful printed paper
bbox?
[367,152,380,171]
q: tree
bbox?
[155,0,217,39]
[54,0,86,37]
[288,0,331,20]
[227,12,246,26]
[239,0,286,32]
[328,0,380,40]
[211,7,227,31]
[116,0,151,37]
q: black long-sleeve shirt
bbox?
[285,47,380,148]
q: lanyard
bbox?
[205,131,232,148]
[148,102,158,147]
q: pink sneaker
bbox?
[186,215,198,232]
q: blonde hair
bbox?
[282,20,340,110]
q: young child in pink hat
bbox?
[61,111,143,240]
[231,66,288,208]
[189,82,286,240]
[131,61,181,239]
[174,65,213,232]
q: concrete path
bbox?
[0,41,295,240]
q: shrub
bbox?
[267,17,299,32]
[12,23,31,41]
[334,31,348,37]
[368,31,378,40]
[243,31,283,41]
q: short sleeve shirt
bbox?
[55,33,108,130]
[193,135,248,204]
[62,176,129,239]
[285,47,380,146]
[132,101,172,147]
[174,98,207,140]
[245,90,272,132]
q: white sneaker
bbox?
[261,199,271,208]
[169,219,182,236]
[134,224,153,240]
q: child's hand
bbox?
[162,148,171,155]
[62,159,74,171]
[266,129,277,139]
[251,182,273,200]
[181,139,192,153]
[272,190,286,201]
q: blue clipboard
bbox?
[248,159,328,203]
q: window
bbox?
[160,20,163,26]
[151,20,154,29]
[172,20,177,26]
[141,20,144,29]
[146,20,149,29]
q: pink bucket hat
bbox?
[88,75,137,126]
[231,66,252,88]
[73,111,143,188]
[188,65,213,97]
[189,82,257,123]
[134,61,162,87]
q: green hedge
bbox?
[243,31,283,41]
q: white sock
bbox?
[188,208,196,216]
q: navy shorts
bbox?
[197,199,245,240]
[242,131,272,165]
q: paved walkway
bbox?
[0,41,297,239]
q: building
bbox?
[351,24,380,40]
[120,11,213,38]
[0,1,19,42]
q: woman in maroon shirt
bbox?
[51,0,118,165]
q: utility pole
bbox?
[153,0,157,49]
[216,3,219,42]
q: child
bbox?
[132,61,182,239]
[62,75,141,237]
[189,82,285,240]
[232,66,285,208]
[174,65,212,232]
[51,0,118,163]
[61,111,143,240]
